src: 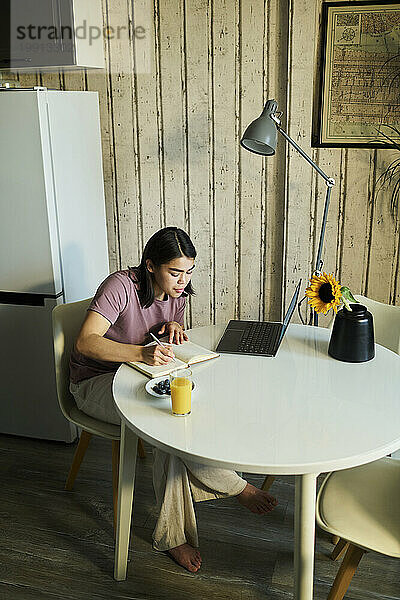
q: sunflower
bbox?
[305,272,342,315]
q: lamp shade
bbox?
[240,99,278,156]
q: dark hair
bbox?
[129,227,197,308]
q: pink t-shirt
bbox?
[69,268,186,384]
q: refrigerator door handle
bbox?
[0,291,62,306]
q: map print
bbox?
[321,4,400,145]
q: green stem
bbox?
[342,297,352,311]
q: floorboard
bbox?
[0,434,399,600]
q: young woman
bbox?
[70,226,277,573]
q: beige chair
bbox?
[316,295,400,600]
[353,294,400,354]
[52,298,145,533]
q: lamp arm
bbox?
[276,125,334,185]
[272,120,336,327]
[314,184,333,275]
[276,124,335,270]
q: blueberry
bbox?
[152,378,172,396]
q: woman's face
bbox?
[146,255,195,300]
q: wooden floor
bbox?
[1,434,399,600]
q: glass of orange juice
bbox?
[170,368,192,416]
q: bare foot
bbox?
[236,482,278,514]
[167,543,202,573]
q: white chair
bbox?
[354,294,400,354]
[316,295,400,600]
[52,298,145,534]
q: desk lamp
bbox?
[241,99,335,326]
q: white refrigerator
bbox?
[0,88,109,442]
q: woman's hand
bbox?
[141,343,175,366]
[158,321,188,344]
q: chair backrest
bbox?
[326,295,400,355]
[354,295,400,355]
[52,298,92,420]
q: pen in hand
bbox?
[150,332,175,360]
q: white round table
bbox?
[113,323,400,599]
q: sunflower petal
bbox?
[305,272,342,314]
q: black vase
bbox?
[328,304,375,362]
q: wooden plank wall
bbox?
[16,0,400,328]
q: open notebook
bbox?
[126,340,219,378]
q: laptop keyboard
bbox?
[237,322,281,354]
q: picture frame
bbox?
[314,1,400,148]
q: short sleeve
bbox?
[89,273,129,325]
[174,297,186,327]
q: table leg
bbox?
[294,473,317,600]
[114,423,138,581]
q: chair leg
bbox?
[65,430,92,491]
[261,475,275,492]
[137,438,146,459]
[331,538,350,561]
[112,439,120,534]
[332,534,340,545]
[327,543,366,600]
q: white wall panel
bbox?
[19,0,399,323]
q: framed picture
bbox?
[315,1,400,147]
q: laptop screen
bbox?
[278,280,302,343]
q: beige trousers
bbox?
[152,448,247,551]
[70,373,247,550]
[70,372,121,425]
